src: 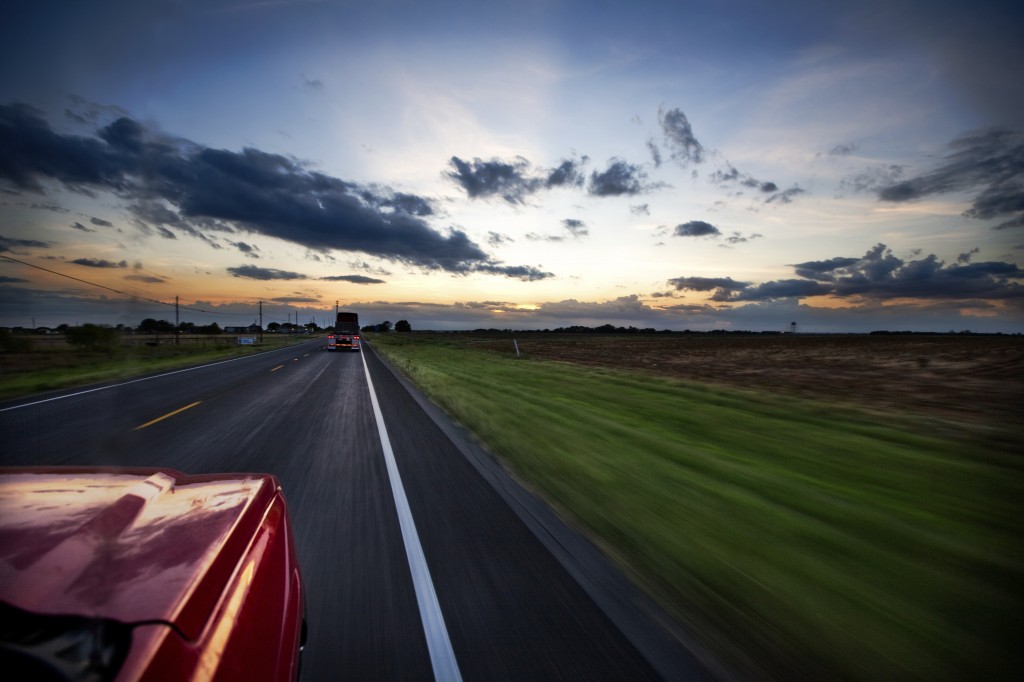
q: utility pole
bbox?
[175,295,180,345]
[259,301,263,343]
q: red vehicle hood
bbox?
[0,467,277,640]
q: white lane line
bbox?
[0,341,317,413]
[361,349,463,682]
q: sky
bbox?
[1,0,1022,333]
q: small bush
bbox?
[64,324,121,351]
[0,329,32,353]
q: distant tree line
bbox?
[361,320,412,333]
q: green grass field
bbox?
[0,334,314,400]
[369,332,1022,680]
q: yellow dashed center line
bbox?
[133,401,202,431]
[270,365,284,372]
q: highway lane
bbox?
[0,340,710,680]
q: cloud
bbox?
[792,257,861,280]
[658,107,704,165]
[0,103,544,278]
[828,143,859,157]
[667,274,749,299]
[470,263,553,281]
[588,159,659,196]
[446,156,539,204]
[709,163,799,204]
[957,247,980,263]
[71,258,127,268]
[124,274,166,283]
[70,221,96,232]
[764,186,805,204]
[227,265,306,280]
[646,139,662,168]
[686,243,1024,304]
[526,232,565,243]
[630,203,650,216]
[271,296,319,303]
[446,155,586,203]
[320,274,386,284]
[562,218,588,238]
[731,279,833,301]
[724,231,763,245]
[0,276,29,283]
[840,164,904,193]
[673,220,721,237]
[487,231,513,246]
[301,75,324,91]
[545,157,588,189]
[90,216,113,227]
[231,241,261,258]
[878,127,1024,229]
[0,235,49,252]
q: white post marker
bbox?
[360,349,463,682]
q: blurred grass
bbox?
[370,332,1022,680]
[0,335,313,400]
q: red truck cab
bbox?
[0,467,305,681]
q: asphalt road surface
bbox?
[0,339,715,680]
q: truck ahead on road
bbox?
[327,311,361,351]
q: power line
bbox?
[0,253,248,316]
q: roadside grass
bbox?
[369,332,1022,681]
[0,335,315,401]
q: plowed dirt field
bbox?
[478,334,1023,428]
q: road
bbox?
[0,339,714,680]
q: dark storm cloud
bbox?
[0,103,544,278]
[360,189,434,216]
[673,220,721,237]
[446,155,586,203]
[470,263,553,281]
[231,241,260,258]
[878,128,1024,229]
[731,279,832,301]
[71,258,127,268]
[957,247,980,263]
[658,107,704,165]
[70,221,95,232]
[320,274,386,284]
[0,235,49,252]
[669,276,749,292]
[686,243,1024,304]
[792,257,861,281]
[227,265,306,280]
[545,157,588,189]
[588,159,656,196]
[446,156,539,204]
